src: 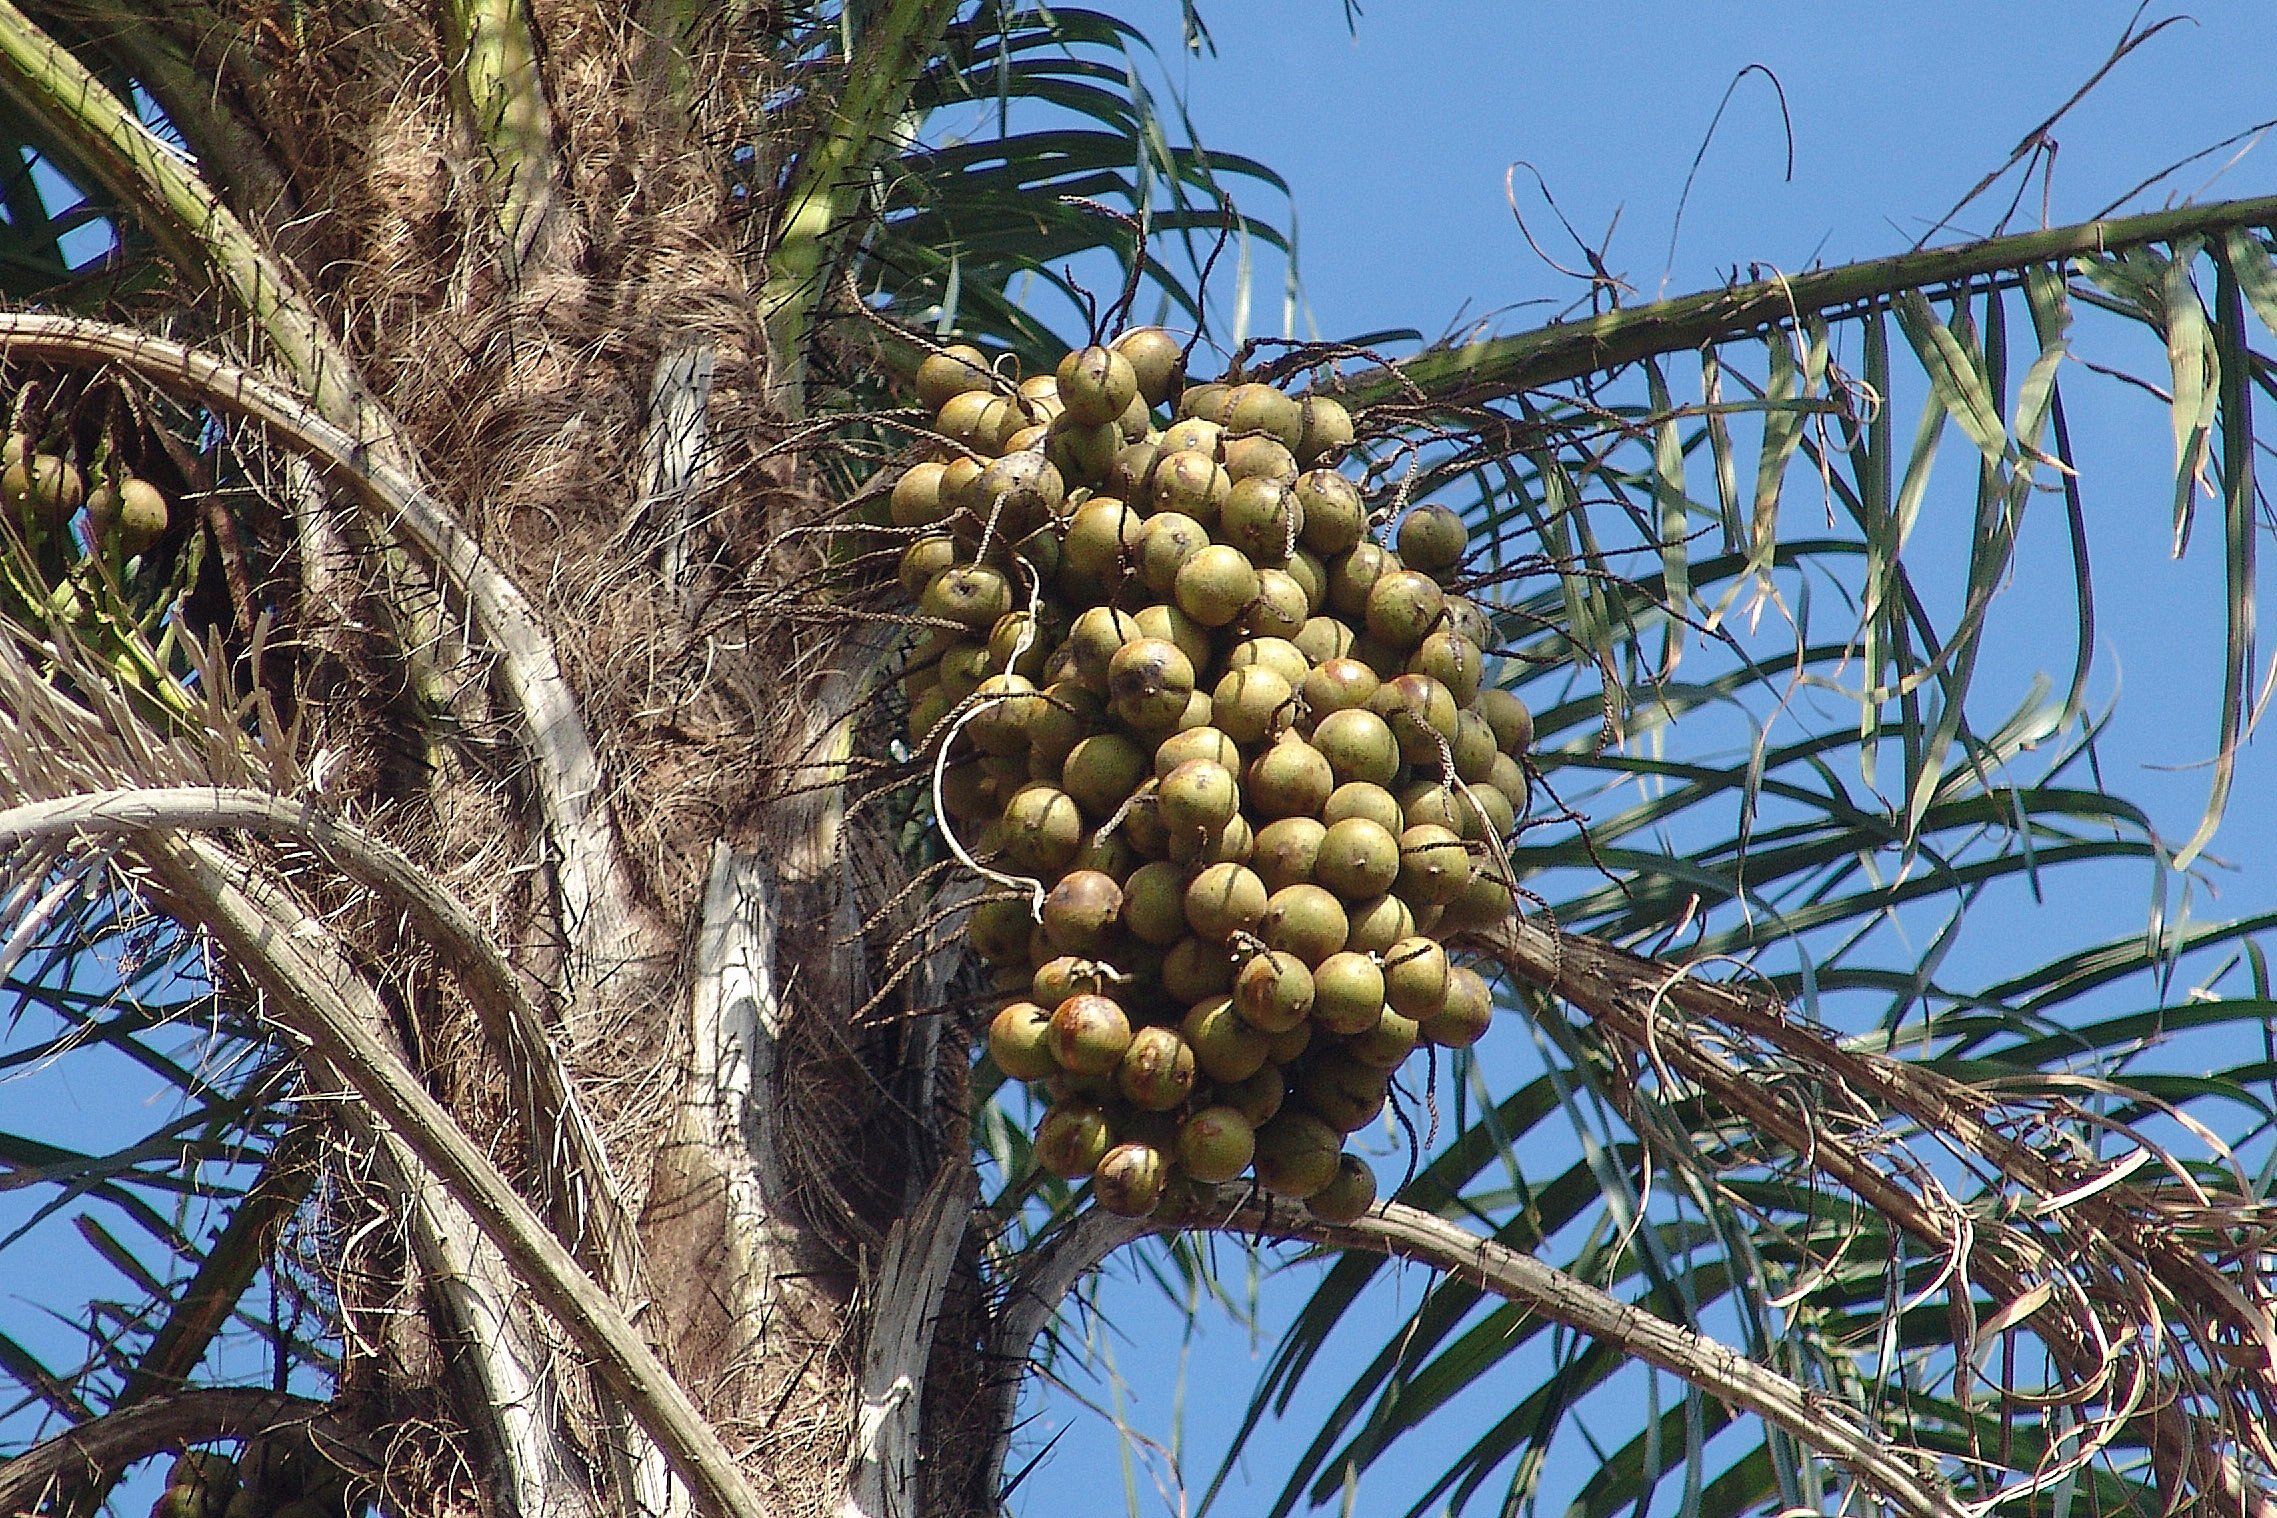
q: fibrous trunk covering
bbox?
[35,2,990,1514]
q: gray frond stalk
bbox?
[140,836,768,1518]
[1209,1194,1968,1518]
[639,343,718,618]
[677,846,800,1325]
[389,1144,609,1518]
[0,1392,376,1516]
[1363,191,2277,406]
[841,1165,973,1518]
[0,314,647,1018]
[979,1209,1150,1498]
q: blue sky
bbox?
[1010,5,2277,1516]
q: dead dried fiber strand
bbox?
[1474,916,2277,1491]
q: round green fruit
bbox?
[1305,1153,1378,1224]
[1293,614,1357,665]
[1246,567,1312,638]
[1259,883,1348,964]
[1421,964,1494,1048]
[1151,449,1231,524]
[1156,725,1241,777]
[1181,995,1271,1083]
[1062,497,1145,578]
[1121,860,1191,946]
[1163,936,1235,1001]
[1061,732,1148,818]
[1246,737,1334,820]
[1347,1005,1420,1068]
[1232,947,1314,1034]
[987,1001,1058,1081]
[1319,781,1403,835]
[898,535,960,600]
[1311,950,1387,1035]
[1222,382,1305,447]
[998,785,1084,873]
[1479,688,1534,757]
[1311,707,1401,789]
[976,448,1065,523]
[1251,815,1327,893]
[1033,954,1115,1008]
[1343,892,1415,955]
[1294,470,1366,555]
[1302,657,1380,719]
[1298,1053,1389,1132]
[1175,543,1262,628]
[967,896,1036,965]
[1315,817,1401,900]
[1043,870,1124,955]
[1223,635,1311,690]
[1438,861,1516,931]
[1048,993,1132,1076]
[968,673,1042,757]
[1092,1140,1171,1216]
[1047,416,1123,483]
[1296,396,1355,465]
[1406,629,1483,708]
[916,343,993,410]
[1184,861,1269,942]
[890,461,949,527]
[1221,1064,1287,1127]
[1115,1025,1197,1111]
[1217,476,1301,564]
[1251,1110,1343,1198]
[1063,605,1143,694]
[1211,665,1297,747]
[1034,1100,1114,1179]
[1158,757,1240,837]
[1108,637,1197,730]
[1177,1105,1257,1184]
[1056,345,1141,426]
[1133,600,1213,672]
[1026,682,1101,767]
[1176,384,1231,426]
[920,563,1014,631]
[1364,568,1447,650]
[1396,824,1470,907]
[1370,673,1461,766]
[1396,503,1469,576]
[1221,433,1299,486]
[1112,326,1186,407]
[1325,541,1392,620]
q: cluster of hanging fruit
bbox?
[893,327,1530,1222]
[4,430,170,556]
[151,1439,359,1518]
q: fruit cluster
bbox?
[152,1440,357,1518]
[894,329,1528,1222]
[4,431,170,556]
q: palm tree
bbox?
[0,6,2273,1518]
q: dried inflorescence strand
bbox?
[1476,915,2277,1512]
